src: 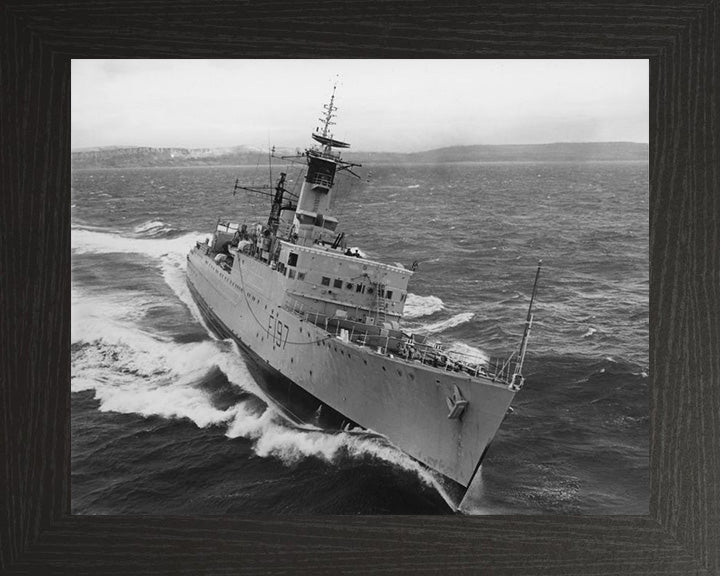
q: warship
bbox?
[186,90,541,496]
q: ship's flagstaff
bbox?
[512,260,543,388]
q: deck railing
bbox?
[280,294,515,385]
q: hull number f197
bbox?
[268,309,289,349]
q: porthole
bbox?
[382,366,386,371]
[397,370,402,376]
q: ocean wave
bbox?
[73,338,457,507]
[224,402,456,507]
[132,219,178,237]
[445,341,489,366]
[71,226,203,258]
[416,312,475,334]
[71,286,455,506]
[404,294,444,319]
[71,335,249,428]
[71,226,213,334]
[582,327,597,339]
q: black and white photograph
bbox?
[71,59,649,515]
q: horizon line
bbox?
[72,141,651,153]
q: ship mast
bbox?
[511,260,542,389]
[319,84,338,143]
[267,172,288,234]
[291,85,359,247]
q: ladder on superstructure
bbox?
[374,283,387,326]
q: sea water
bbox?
[71,160,648,514]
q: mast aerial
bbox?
[319,84,337,139]
[311,82,351,153]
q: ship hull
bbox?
[186,247,516,487]
[188,280,354,429]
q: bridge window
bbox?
[297,272,306,281]
[333,278,343,289]
[288,269,296,279]
[288,253,298,267]
[356,284,364,293]
[386,290,393,300]
[321,276,330,286]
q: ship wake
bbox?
[71,225,460,508]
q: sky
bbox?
[71,59,648,153]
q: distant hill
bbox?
[70,145,275,169]
[71,142,648,169]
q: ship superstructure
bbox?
[186,90,540,494]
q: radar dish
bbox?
[312,133,350,149]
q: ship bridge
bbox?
[291,86,360,248]
[276,239,412,326]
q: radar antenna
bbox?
[312,82,350,151]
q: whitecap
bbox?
[445,341,490,366]
[417,312,475,334]
[133,220,167,234]
[404,294,444,318]
[224,402,458,508]
[71,226,200,258]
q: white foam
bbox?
[133,220,171,235]
[445,341,490,366]
[224,403,457,506]
[73,306,455,505]
[404,294,444,319]
[71,226,200,259]
[71,226,459,507]
[159,252,213,333]
[72,226,213,333]
[71,288,163,345]
[417,312,475,334]
[583,327,598,338]
[72,313,259,429]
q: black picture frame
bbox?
[2,1,718,574]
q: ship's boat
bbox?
[186,89,540,496]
